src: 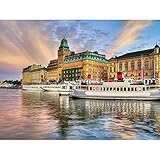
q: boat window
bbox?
[128,88,130,91]
[90,87,92,91]
[113,87,116,91]
[124,87,126,91]
[101,87,103,91]
[70,86,73,89]
[120,88,123,91]
[138,87,141,91]
[62,86,67,89]
[117,88,119,91]
[106,87,109,91]
[143,87,145,91]
[103,87,105,91]
[145,80,147,84]
[110,87,112,91]
[131,88,134,91]
[135,87,137,91]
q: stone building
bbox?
[107,44,160,84]
[46,38,108,81]
[62,51,108,81]
[22,64,47,84]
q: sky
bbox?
[0,20,160,80]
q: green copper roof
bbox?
[59,38,69,50]
[64,50,108,64]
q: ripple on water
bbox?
[1,89,160,139]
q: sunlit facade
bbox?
[107,44,160,84]
[22,64,47,84]
[46,38,108,81]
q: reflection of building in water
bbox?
[70,99,153,120]
[69,99,160,138]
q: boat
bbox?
[69,81,160,100]
[22,81,82,95]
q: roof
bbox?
[64,50,107,64]
[59,38,69,50]
[47,59,58,70]
[117,48,154,60]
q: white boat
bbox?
[22,83,81,95]
[69,82,160,100]
[22,84,44,91]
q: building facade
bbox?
[22,64,47,84]
[107,44,160,84]
[62,51,108,81]
[46,38,108,81]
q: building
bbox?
[46,38,108,81]
[46,38,71,82]
[107,44,160,84]
[46,59,58,81]
[22,64,47,84]
[62,50,108,81]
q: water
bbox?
[0,89,160,140]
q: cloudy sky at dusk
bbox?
[0,20,160,80]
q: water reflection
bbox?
[0,89,160,139]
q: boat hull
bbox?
[70,90,160,101]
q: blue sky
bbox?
[0,20,160,80]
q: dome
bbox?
[59,38,69,50]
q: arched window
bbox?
[119,62,122,71]
[125,61,128,71]
[144,58,149,70]
[137,59,141,71]
[131,60,134,70]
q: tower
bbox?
[154,43,159,54]
[58,38,71,79]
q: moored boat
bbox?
[69,82,160,100]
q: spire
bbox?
[155,42,159,48]
[59,38,69,50]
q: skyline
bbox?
[0,20,160,80]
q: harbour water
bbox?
[0,89,160,139]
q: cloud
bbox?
[0,20,110,80]
[106,20,152,58]
[47,20,110,53]
[0,21,59,80]
[0,21,57,68]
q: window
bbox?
[143,87,145,91]
[117,88,119,91]
[125,61,128,71]
[103,87,105,91]
[131,60,134,70]
[144,58,149,70]
[151,60,154,69]
[110,87,112,91]
[128,88,130,91]
[135,88,137,91]
[137,59,141,71]
[124,87,126,91]
[114,67,116,72]
[119,62,122,71]
[110,67,112,72]
[131,88,134,91]
[120,88,123,91]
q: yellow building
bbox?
[62,51,108,81]
[46,38,108,81]
[22,64,47,84]
[107,44,160,84]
